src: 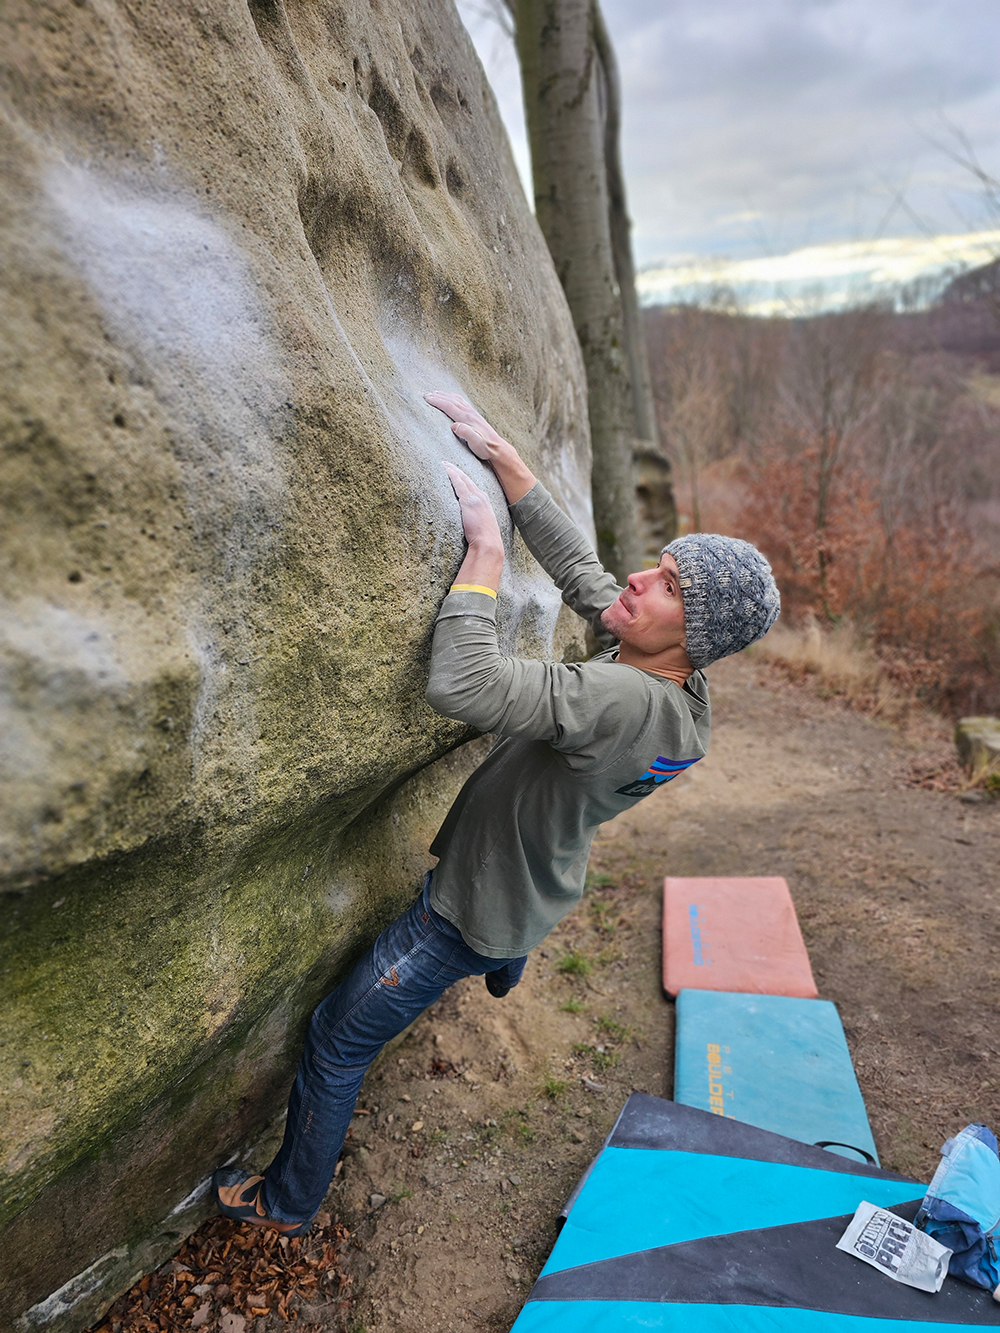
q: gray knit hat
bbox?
[662,534,780,670]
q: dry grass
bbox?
[967,752,1000,796]
[750,616,907,720]
[751,617,1000,798]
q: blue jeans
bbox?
[262,876,527,1221]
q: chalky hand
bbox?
[443,462,503,553]
[424,391,507,461]
[423,390,538,505]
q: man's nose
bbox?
[627,569,651,592]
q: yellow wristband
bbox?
[449,583,498,599]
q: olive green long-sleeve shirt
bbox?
[425,482,710,958]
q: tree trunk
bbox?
[592,6,656,447]
[514,0,643,580]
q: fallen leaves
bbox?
[903,756,965,792]
[87,1213,352,1333]
[429,1057,458,1078]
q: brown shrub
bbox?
[646,301,1000,718]
[733,436,1000,716]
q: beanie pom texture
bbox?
[663,533,780,670]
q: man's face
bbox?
[600,552,687,654]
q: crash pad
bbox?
[674,988,879,1165]
[511,1094,999,1332]
[662,875,818,997]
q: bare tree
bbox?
[648,306,746,532]
[659,339,724,530]
[780,308,888,619]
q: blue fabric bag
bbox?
[917,1123,1000,1298]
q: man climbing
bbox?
[213,392,779,1234]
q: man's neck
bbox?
[615,642,694,689]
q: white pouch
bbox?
[836,1201,952,1293]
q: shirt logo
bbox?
[615,755,700,798]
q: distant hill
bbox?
[941,256,1000,305]
[900,256,1000,366]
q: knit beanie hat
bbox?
[663,534,780,670]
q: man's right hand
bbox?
[444,463,503,553]
[424,391,538,504]
[423,392,506,460]
[443,462,505,593]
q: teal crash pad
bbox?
[674,988,879,1165]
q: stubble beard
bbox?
[601,599,630,640]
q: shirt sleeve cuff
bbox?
[508,480,551,524]
[449,583,497,599]
[437,588,499,619]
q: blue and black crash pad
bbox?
[510,1094,1000,1332]
[674,988,880,1165]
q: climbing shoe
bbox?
[485,969,512,998]
[212,1167,312,1236]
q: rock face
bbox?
[0,2,592,1327]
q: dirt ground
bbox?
[96,651,1000,1333]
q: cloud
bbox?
[637,228,1000,316]
[457,0,1000,274]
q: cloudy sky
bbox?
[457,0,1000,307]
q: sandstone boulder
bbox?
[0,1,591,1327]
[955,717,1000,775]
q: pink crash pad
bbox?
[662,876,818,998]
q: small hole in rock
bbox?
[446,160,465,195]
